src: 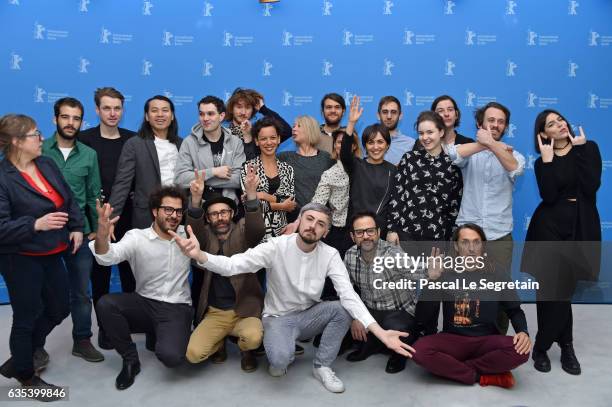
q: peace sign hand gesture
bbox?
[537,133,554,163]
[568,126,587,146]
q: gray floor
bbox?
[0,304,611,407]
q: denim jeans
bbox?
[62,243,94,341]
[0,254,70,380]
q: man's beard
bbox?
[211,219,231,235]
[155,216,179,234]
[324,115,341,127]
[298,228,320,244]
[384,119,399,132]
[56,123,79,140]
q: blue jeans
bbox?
[0,254,70,380]
[62,243,94,341]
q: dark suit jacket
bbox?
[0,156,83,254]
[109,135,182,229]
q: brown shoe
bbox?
[240,351,258,373]
[211,343,227,364]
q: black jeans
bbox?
[0,253,70,380]
[96,293,193,367]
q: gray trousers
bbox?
[263,301,352,369]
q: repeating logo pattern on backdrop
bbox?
[2,0,611,302]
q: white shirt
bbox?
[89,226,192,305]
[154,137,178,186]
[59,147,73,161]
[198,234,376,329]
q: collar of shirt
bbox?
[145,224,186,241]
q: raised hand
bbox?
[96,199,120,239]
[169,225,203,261]
[476,123,494,147]
[348,95,363,124]
[34,212,69,231]
[241,120,253,143]
[427,246,443,280]
[243,163,260,199]
[568,126,587,146]
[537,133,554,163]
[190,169,205,207]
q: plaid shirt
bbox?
[344,239,423,315]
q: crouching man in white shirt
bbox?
[170,202,414,393]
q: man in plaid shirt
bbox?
[344,211,425,374]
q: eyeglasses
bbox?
[158,206,185,216]
[352,227,378,237]
[207,209,233,219]
[22,130,43,140]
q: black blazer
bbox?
[109,135,182,229]
[0,156,84,254]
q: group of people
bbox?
[0,86,602,401]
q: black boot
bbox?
[532,348,551,373]
[346,340,380,362]
[115,360,141,390]
[560,343,581,375]
[385,353,407,374]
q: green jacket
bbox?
[42,134,101,235]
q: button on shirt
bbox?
[447,144,525,240]
[89,225,192,304]
[199,234,376,329]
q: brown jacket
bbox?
[187,203,266,323]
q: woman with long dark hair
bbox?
[522,110,602,376]
[0,114,83,399]
[109,95,182,228]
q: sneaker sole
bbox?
[72,351,105,363]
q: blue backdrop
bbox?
[1,0,610,303]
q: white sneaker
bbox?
[268,365,287,377]
[312,366,345,393]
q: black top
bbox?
[204,133,225,167]
[522,141,602,282]
[417,268,529,337]
[78,126,135,201]
[208,273,237,310]
[267,175,280,196]
[387,149,461,240]
[340,132,396,231]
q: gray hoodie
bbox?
[174,123,246,202]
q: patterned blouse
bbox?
[240,156,294,242]
[311,161,350,227]
[387,149,462,241]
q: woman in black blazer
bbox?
[0,114,83,396]
[109,95,182,229]
[522,109,602,376]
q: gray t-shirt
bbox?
[278,150,334,209]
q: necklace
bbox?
[553,140,570,150]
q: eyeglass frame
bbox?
[157,205,185,217]
[351,227,379,238]
[206,208,233,220]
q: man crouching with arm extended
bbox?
[170,202,414,393]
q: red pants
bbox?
[412,332,529,384]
